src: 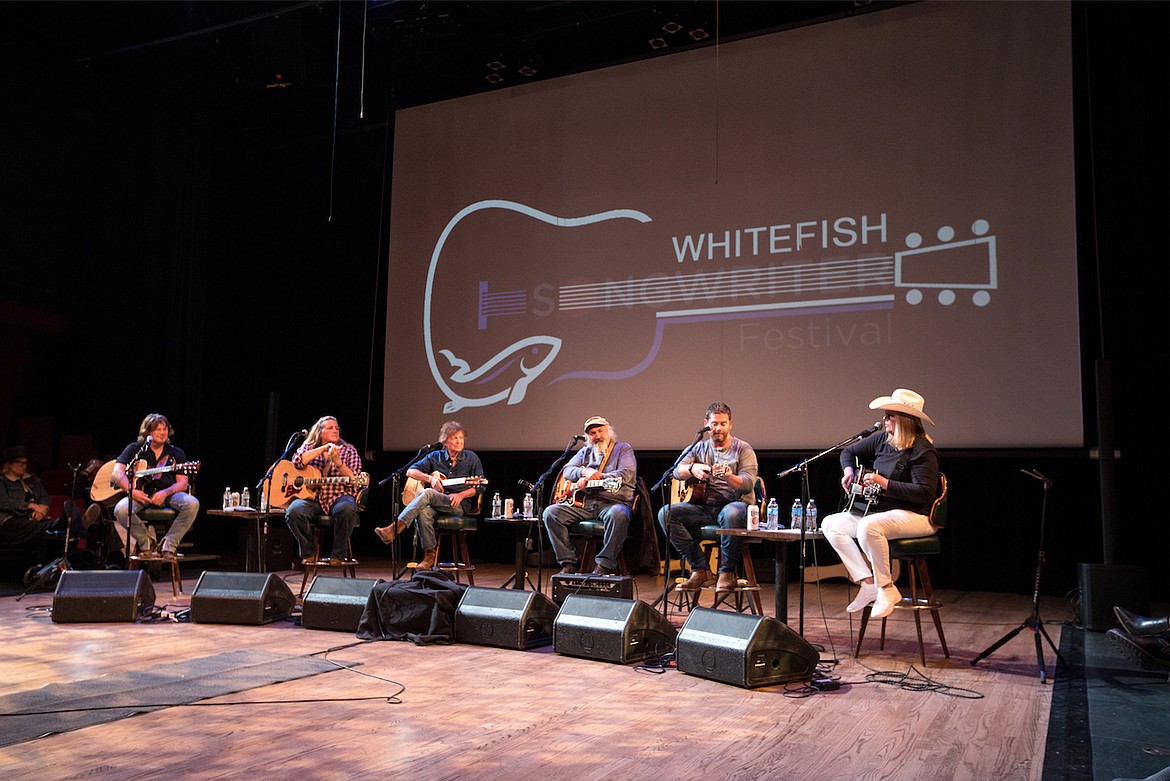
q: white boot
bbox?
[847,583,878,612]
[871,583,902,620]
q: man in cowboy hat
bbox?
[0,445,53,562]
[820,388,941,620]
[543,415,637,575]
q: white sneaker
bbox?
[847,583,878,612]
[871,584,902,620]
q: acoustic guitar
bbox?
[552,475,623,507]
[90,458,202,504]
[401,475,488,506]
[846,467,883,513]
[266,460,370,509]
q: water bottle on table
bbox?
[790,499,804,531]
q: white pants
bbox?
[820,508,935,588]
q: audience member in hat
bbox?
[820,388,941,619]
[657,401,759,594]
[374,420,485,571]
[0,446,53,562]
[543,415,637,575]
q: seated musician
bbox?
[111,414,199,560]
[285,415,362,566]
[656,402,758,594]
[374,421,485,572]
[542,415,637,576]
[820,388,940,620]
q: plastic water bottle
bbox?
[260,491,268,512]
[805,499,818,531]
[791,499,804,531]
[241,487,251,509]
[522,492,534,519]
[222,487,232,511]
[766,498,780,530]
[492,493,502,518]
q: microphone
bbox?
[697,426,711,435]
[572,434,586,442]
[424,441,444,451]
[294,428,308,438]
[518,480,535,490]
[856,421,881,438]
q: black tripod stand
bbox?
[971,468,1067,683]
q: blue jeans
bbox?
[398,488,461,552]
[542,500,631,571]
[285,494,359,559]
[113,492,199,554]
[656,501,747,574]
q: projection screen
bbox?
[383,1,1079,451]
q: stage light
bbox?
[648,37,667,50]
[689,28,709,41]
[662,21,682,34]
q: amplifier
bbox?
[551,573,633,605]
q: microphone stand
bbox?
[971,469,1066,683]
[650,427,709,614]
[122,439,151,567]
[524,436,584,590]
[777,423,877,635]
[254,430,306,573]
[16,462,84,600]
[380,444,438,579]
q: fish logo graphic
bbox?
[424,199,652,413]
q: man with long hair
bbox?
[111,413,199,559]
[285,415,363,565]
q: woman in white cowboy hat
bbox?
[820,388,941,620]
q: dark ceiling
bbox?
[5,1,889,122]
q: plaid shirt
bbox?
[293,441,363,513]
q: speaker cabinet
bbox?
[190,571,295,625]
[1078,563,1150,631]
[455,586,560,649]
[677,608,819,688]
[52,570,156,623]
[302,576,384,633]
[553,594,677,664]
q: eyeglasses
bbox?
[883,412,899,420]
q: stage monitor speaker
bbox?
[553,594,677,664]
[676,608,819,688]
[1078,563,1150,631]
[52,570,156,623]
[302,576,384,633]
[190,571,295,625]
[455,586,560,650]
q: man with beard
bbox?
[543,415,637,576]
[657,402,758,594]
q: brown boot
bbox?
[676,569,714,592]
[374,519,407,545]
[715,572,738,593]
[418,548,438,570]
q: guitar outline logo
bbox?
[424,199,652,413]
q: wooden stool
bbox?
[130,553,184,597]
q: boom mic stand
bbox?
[777,422,879,634]
[516,440,578,591]
[380,443,440,579]
[255,430,307,573]
[650,426,709,614]
[971,469,1067,684]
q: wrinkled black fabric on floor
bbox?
[356,570,468,645]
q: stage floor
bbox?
[0,560,1162,781]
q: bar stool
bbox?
[856,473,950,666]
[428,514,478,584]
[129,506,183,597]
[299,494,364,598]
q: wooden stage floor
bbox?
[1,560,1072,781]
